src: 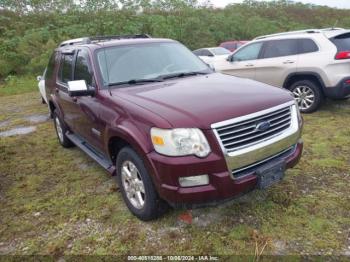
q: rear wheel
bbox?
[116,147,168,221]
[53,110,74,148]
[289,80,323,113]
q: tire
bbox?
[289,80,324,113]
[53,110,74,148]
[116,147,168,221]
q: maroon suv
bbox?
[45,35,303,220]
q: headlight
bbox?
[150,128,211,157]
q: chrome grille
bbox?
[215,106,292,152]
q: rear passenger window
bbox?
[45,52,57,81]
[262,39,298,58]
[58,54,74,84]
[331,33,350,51]
[74,49,94,87]
[299,39,319,54]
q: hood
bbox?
[113,73,294,129]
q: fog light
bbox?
[179,175,209,187]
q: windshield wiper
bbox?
[160,71,209,80]
[108,71,209,86]
[108,78,163,87]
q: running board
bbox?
[66,132,115,174]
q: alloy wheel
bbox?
[292,85,315,111]
[121,160,146,209]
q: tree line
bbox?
[0,0,349,79]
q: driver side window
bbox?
[74,49,95,87]
[232,42,263,62]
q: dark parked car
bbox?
[45,35,303,220]
[220,40,249,52]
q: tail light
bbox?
[335,51,350,60]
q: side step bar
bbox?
[66,132,115,175]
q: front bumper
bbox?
[147,139,303,207]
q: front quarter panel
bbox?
[98,90,172,158]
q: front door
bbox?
[216,41,264,80]
[71,48,104,151]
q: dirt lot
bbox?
[0,88,350,257]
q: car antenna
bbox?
[102,43,112,96]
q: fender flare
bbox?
[283,71,326,91]
[105,123,164,187]
[105,122,153,159]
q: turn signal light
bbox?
[152,136,164,146]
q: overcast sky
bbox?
[207,0,350,9]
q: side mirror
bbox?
[37,76,42,81]
[208,53,214,57]
[67,80,95,97]
[227,56,233,62]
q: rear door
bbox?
[254,39,299,87]
[56,52,78,130]
[216,41,263,79]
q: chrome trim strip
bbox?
[232,145,296,175]
[211,101,295,129]
[220,124,256,136]
[270,117,291,128]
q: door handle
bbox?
[283,60,295,64]
[72,97,78,102]
[245,64,254,67]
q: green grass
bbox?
[0,75,38,96]
[0,85,350,256]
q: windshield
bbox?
[211,47,231,55]
[96,42,210,86]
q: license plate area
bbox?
[256,160,286,189]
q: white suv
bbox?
[215,28,350,113]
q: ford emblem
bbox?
[256,121,271,132]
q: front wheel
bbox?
[116,147,167,221]
[289,80,323,113]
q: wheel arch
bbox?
[48,95,63,119]
[48,100,56,118]
[283,72,326,95]
[106,126,162,191]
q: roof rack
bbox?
[254,28,345,40]
[59,34,151,47]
